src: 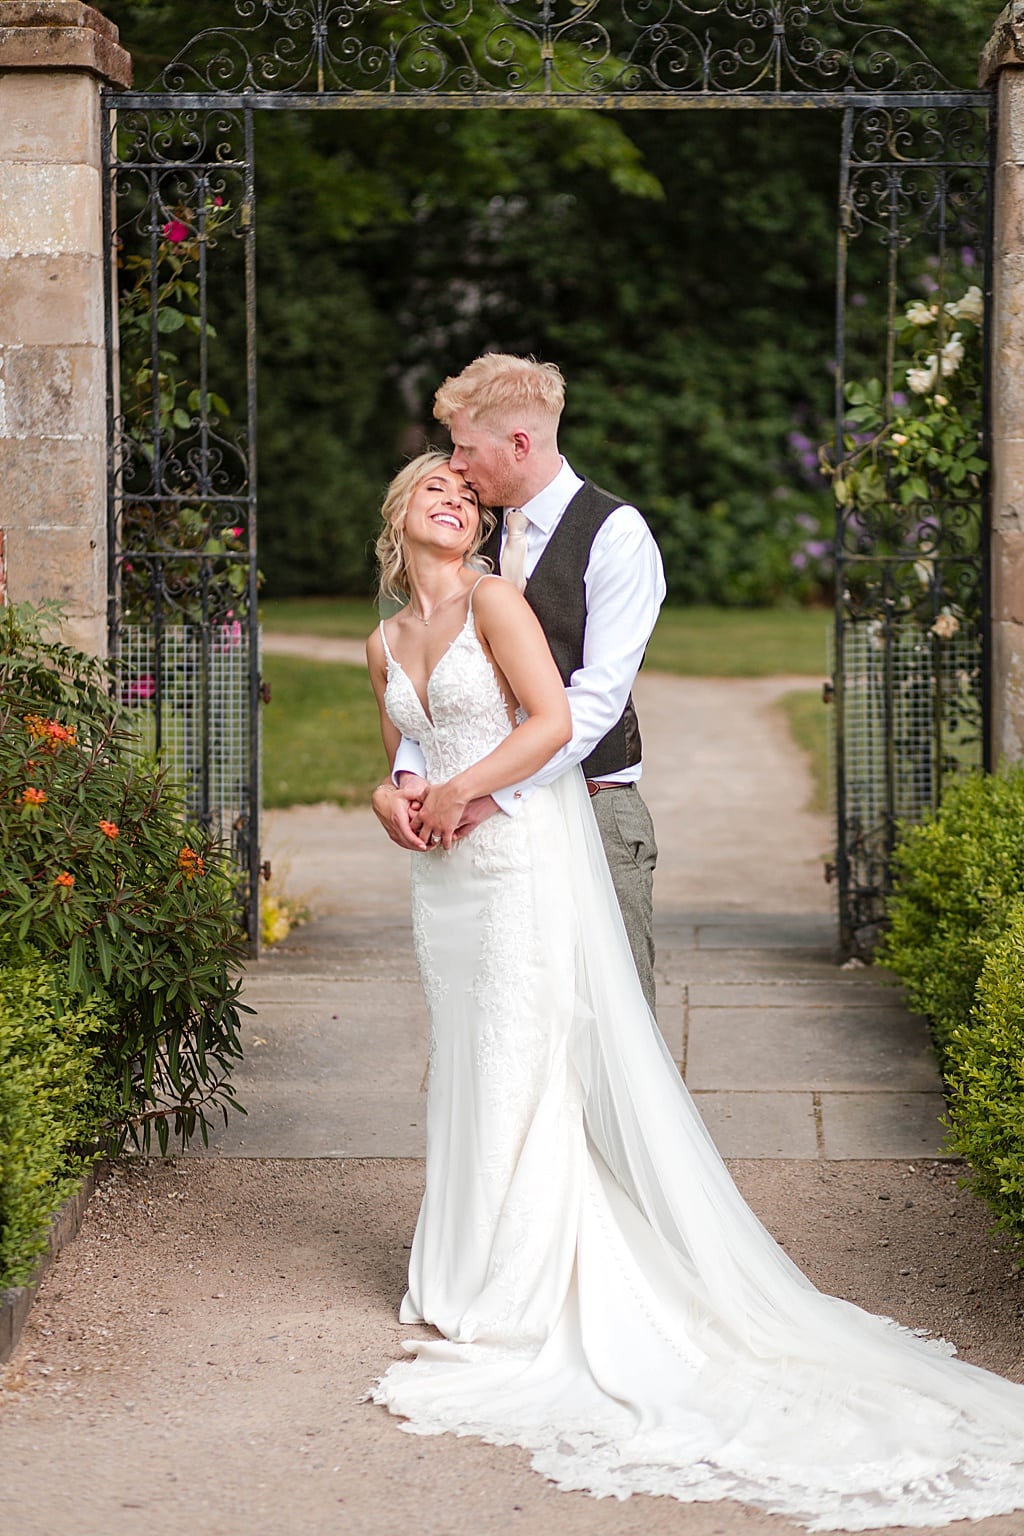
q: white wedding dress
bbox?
[372,586,1024,1532]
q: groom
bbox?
[372,353,666,1011]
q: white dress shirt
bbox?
[392,458,666,814]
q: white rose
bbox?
[940,333,964,377]
[907,358,939,394]
[906,301,936,326]
[891,432,909,446]
[913,558,934,587]
[945,285,983,325]
[931,608,960,640]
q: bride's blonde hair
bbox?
[375,450,494,603]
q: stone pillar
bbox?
[982,3,1024,764]
[0,2,130,655]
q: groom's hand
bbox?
[452,795,500,841]
[372,774,430,851]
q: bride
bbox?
[365,449,1024,1532]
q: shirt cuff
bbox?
[491,780,536,816]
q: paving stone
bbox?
[686,1006,942,1092]
[199,1088,426,1159]
[655,1003,684,1064]
[695,917,839,949]
[820,1093,951,1160]
[689,1091,819,1159]
[686,981,906,1009]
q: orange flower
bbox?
[23,715,76,750]
[54,871,75,889]
[45,720,77,747]
[177,846,206,881]
[19,786,47,806]
[98,819,120,839]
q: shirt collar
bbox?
[510,459,584,535]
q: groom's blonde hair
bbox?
[434,353,565,434]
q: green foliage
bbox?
[101,0,999,603]
[0,605,246,1154]
[262,654,387,808]
[0,953,118,1291]
[945,905,1024,1248]
[879,768,1024,1060]
[828,286,985,565]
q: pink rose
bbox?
[126,675,157,704]
[163,219,189,244]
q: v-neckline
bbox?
[384,607,474,729]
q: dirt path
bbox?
[3,659,1024,1536]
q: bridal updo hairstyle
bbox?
[375,449,494,605]
[433,353,565,437]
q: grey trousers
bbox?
[588,783,658,1015]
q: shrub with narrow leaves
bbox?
[0,605,246,1154]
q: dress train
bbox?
[372,599,1024,1531]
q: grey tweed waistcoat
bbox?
[480,479,643,779]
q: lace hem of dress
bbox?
[371,1361,1024,1532]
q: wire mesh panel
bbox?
[116,623,259,869]
[832,98,991,951]
[830,620,983,946]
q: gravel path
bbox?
[3,651,1023,1536]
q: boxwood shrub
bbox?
[944,904,1024,1246]
[0,951,119,1290]
[878,767,1024,1062]
[881,768,1024,1245]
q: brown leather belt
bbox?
[585,780,626,797]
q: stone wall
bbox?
[982,2,1024,764]
[0,2,130,655]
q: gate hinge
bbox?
[260,860,272,882]
[822,680,835,704]
[259,678,271,704]
[824,861,837,884]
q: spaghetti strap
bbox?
[466,572,500,617]
[378,617,395,665]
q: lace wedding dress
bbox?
[372,586,1024,1531]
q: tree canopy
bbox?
[102,0,1002,602]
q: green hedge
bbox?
[880,768,1024,1245]
[879,768,1024,1060]
[0,952,118,1290]
[943,906,1024,1244]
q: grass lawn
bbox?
[262,653,388,808]
[778,688,830,814]
[260,598,831,679]
[261,650,834,813]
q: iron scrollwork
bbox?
[155,0,957,98]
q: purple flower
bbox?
[796,512,818,532]
[804,539,831,560]
[791,551,809,570]
[851,292,867,308]
[961,247,977,270]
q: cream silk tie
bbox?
[501,509,529,593]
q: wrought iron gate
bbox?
[101,2,994,953]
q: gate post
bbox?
[0,2,130,654]
[982,3,1024,763]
